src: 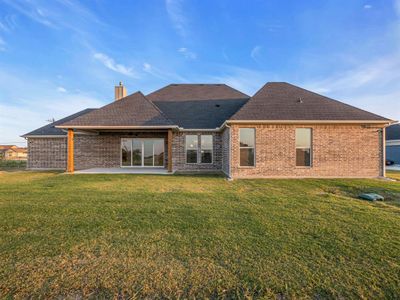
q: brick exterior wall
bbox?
[74,132,168,170]
[229,124,384,178]
[171,131,222,172]
[27,125,384,178]
[27,137,67,169]
[221,127,230,176]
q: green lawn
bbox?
[0,172,400,299]
[387,170,400,181]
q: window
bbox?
[239,128,255,166]
[201,135,213,163]
[186,135,198,163]
[296,128,312,167]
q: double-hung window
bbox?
[239,128,255,166]
[296,128,312,167]
[201,135,213,163]
[186,135,198,163]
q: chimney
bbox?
[115,82,127,100]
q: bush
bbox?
[0,160,27,169]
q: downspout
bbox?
[225,123,233,180]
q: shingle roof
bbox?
[386,124,400,140]
[147,84,250,128]
[58,92,175,128]
[22,108,96,137]
[146,84,249,101]
[154,99,249,129]
[231,82,391,122]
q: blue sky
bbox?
[0,0,399,145]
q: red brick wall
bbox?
[229,124,384,178]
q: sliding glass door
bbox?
[121,138,165,167]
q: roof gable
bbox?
[386,124,400,140]
[231,82,390,122]
[58,92,174,128]
[147,84,249,102]
[22,109,96,137]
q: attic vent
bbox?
[215,104,220,107]
[297,97,303,103]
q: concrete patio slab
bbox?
[74,167,172,175]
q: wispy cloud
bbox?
[250,45,262,62]
[166,0,187,37]
[178,47,197,59]
[0,37,6,51]
[363,4,372,9]
[142,62,187,81]
[303,53,400,120]
[3,0,55,28]
[208,65,275,95]
[57,86,67,93]
[93,52,138,78]
[0,68,103,144]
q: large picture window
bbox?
[239,128,255,166]
[201,135,213,163]
[296,128,312,167]
[186,135,198,163]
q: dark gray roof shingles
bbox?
[146,84,249,101]
[231,82,391,121]
[22,108,96,137]
[147,84,250,128]
[59,92,174,127]
[386,124,400,140]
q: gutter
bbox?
[55,125,179,129]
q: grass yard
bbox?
[0,172,400,299]
[387,170,400,181]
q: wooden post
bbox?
[168,129,173,172]
[67,129,74,173]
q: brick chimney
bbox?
[115,82,127,100]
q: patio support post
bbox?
[168,129,173,172]
[67,129,74,173]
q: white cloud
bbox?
[208,65,275,95]
[364,4,372,9]
[178,47,197,59]
[0,37,6,51]
[93,52,138,78]
[0,68,104,144]
[57,86,67,93]
[250,45,262,61]
[395,0,400,16]
[142,62,187,82]
[303,54,400,121]
[166,0,187,37]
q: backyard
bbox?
[0,171,399,299]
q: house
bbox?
[22,82,393,178]
[0,145,28,160]
[386,123,400,165]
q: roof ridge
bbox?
[136,91,175,125]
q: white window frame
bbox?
[295,128,313,167]
[185,134,199,164]
[200,135,213,164]
[120,138,165,168]
[239,128,256,167]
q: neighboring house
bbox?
[386,123,400,164]
[22,82,394,178]
[0,145,28,160]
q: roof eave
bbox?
[226,119,395,125]
[55,125,179,129]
